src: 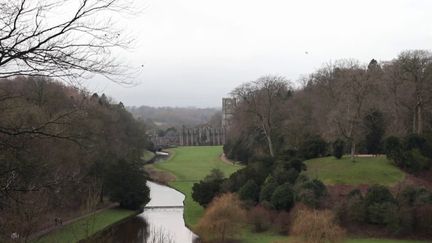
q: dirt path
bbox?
[220,153,236,165]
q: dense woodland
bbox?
[225,50,432,164]
[0,77,151,241]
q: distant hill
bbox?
[127,106,221,128]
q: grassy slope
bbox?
[142,150,155,161]
[155,147,421,243]
[35,208,137,243]
[154,146,241,225]
[305,156,405,186]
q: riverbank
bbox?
[33,208,141,243]
[153,146,241,226]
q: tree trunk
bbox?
[350,141,356,161]
[417,104,423,134]
[266,135,275,157]
[99,184,104,203]
[221,223,226,243]
[261,121,275,157]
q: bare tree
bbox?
[232,75,292,157]
[322,60,375,160]
[394,50,432,134]
[0,0,135,81]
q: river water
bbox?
[93,181,199,243]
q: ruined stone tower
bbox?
[222,98,236,128]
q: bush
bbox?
[271,183,295,211]
[415,204,432,236]
[367,201,398,225]
[290,208,346,243]
[346,189,367,223]
[192,169,225,207]
[273,211,292,234]
[195,193,246,243]
[238,179,260,203]
[225,167,259,192]
[364,185,397,225]
[104,160,150,210]
[363,110,385,154]
[333,139,345,159]
[384,136,402,162]
[260,180,278,203]
[248,205,274,232]
[385,135,432,172]
[295,179,327,208]
[365,185,396,205]
[286,158,307,173]
[299,135,327,159]
[404,133,426,151]
[192,180,221,207]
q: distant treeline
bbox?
[128,105,221,129]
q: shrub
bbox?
[195,193,246,243]
[260,180,278,203]
[273,211,292,234]
[384,136,402,161]
[225,167,260,192]
[364,185,398,225]
[404,133,426,151]
[238,179,260,203]
[104,160,150,210]
[286,158,307,173]
[365,185,396,206]
[299,135,327,159]
[272,166,293,185]
[346,189,367,223]
[367,201,398,225]
[333,139,345,159]
[192,180,221,207]
[415,204,432,236]
[295,179,327,208]
[290,208,346,243]
[409,149,431,171]
[248,205,274,232]
[363,110,385,154]
[192,169,225,207]
[271,183,295,211]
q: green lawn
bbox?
[34,208,137,243]
[154,146,241,226]
[304,156,405,186]
[156,146,241,181]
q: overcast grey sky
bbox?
[86,0,432,108]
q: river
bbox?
[92,181,199,243]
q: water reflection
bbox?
[84,217,148,243]
[93,181,199,243]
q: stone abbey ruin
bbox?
[150,98,236,147]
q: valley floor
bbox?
[150,146,426,243]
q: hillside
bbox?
[304,156,405,186]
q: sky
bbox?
[85,0,432,108]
